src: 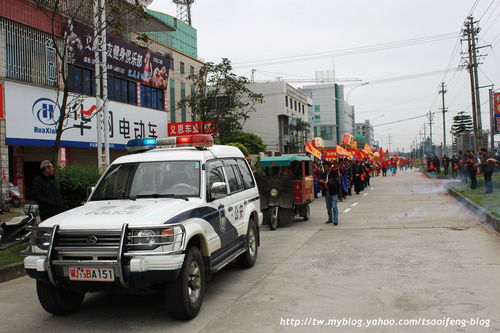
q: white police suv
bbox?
[24,135,262,319]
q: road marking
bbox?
[371,187,374,191]
[343,208,351,213]
[363,193,368,196]
[350,202,358,207]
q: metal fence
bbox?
[0,17,62,87]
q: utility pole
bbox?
[428,110,434,147]
[490,88,495,152]
[387,133,392,152]
[439,82,447,156]
[462,16,486,152]
[251,69,256,82]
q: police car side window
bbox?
[223,164,241,193]
[206,160,225,198]
[236,159,255,189]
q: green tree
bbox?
[178,58,263,136]
[219,131,266,155]
[355,134,366,148]
[288,118,310,153]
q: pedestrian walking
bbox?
[320,162,341,225]
[479,148,494,194]
[390,158,397,176]
[31,160,65,221]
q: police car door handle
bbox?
[227,206,233,212]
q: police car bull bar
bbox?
[32,223,186,288]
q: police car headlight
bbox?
[270,188,279,197]
[135,229,159,246]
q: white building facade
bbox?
[243,82,309,153]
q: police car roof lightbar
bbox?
[157,134,214,149]
[126,138,157,153]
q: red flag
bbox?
[305,141,322,160]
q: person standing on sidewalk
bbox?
[465,151,479,190]
[320,162,341,225]
[442,154,450,176]
[450,154,459,179]
[31,160,65,221]
[479,148,494,194]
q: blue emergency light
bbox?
[126,138,157,153]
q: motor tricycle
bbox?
[257,155,314,230]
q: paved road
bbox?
[1,170,499,332]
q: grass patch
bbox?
[0,243,27,266]
[448,173,500,218]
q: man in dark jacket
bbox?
[31,160,64,221]
[442,154,450,176]
[320,162,341,225]
[479,148,494,194]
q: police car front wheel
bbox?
[165,246,205,320]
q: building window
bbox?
[67,66,95,96]
[190,66,194,75]
[294,100,297,111]
[314,105,320,112]
[169,79,176,122]
[314,115,321,123]
[141,84,164,110]
[170,58,174,70]
[108,76,136,105]
[302,104,305,113]
[191,86,196,121]
[285,96,288,107]
[180,62,185,74]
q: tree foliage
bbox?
[288,118,310,153]
[178,58,264,137]
[219,131,266,155]
[58,164,101,209]
[451,111,473,135]
[355,134,366,148]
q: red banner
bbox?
[323,148,337,161]
[494,93,500,134]
[0,83,3,119]
[167,121,216,136]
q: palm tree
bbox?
[289,118,311,153]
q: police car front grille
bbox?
[53,231,122,254]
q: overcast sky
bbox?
[148,0,500,152]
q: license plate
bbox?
[68,267,115,282]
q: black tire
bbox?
[165,246,205,320]
[12,198,20,208]
[302,204,310,221]
[269,206,278,230]
[36,280,85,315]
[278,208,293,227]
[236,219,258,268]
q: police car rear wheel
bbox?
[236,219,258,268]
[165,246,205,320]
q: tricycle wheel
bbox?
[302,204,310,221]
[269,206,278,230]
[278,208,293,227]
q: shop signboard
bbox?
[66,19,170,89]
[4,82,168,150]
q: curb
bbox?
[0,262,26,283]
[446,185,500,234]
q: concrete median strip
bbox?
[0,262,25,283]
[446,185,500,234]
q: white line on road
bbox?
[371,187,374,190]
[343,208,351,213]
[363,193,368,196]
[350,202,358,207]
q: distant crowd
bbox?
[425,148,500,193]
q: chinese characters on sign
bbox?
[66,19,170,89]
[167,121,217,137]
[494,93,500,134]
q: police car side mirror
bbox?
[210,182,228,200]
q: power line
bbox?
[372,111,440,127]
[233,32,458,68]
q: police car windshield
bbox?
[91,161,201,201]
